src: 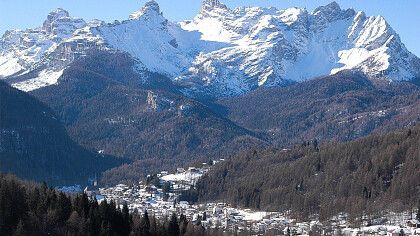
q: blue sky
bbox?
[1,0,419,56]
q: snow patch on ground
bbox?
[0,57,23,77]
[238,210,270,221]
[12,69,64,92]
[161,171,203,182]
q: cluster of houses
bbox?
[77,161,420,235]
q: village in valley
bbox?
[57,160,420,236]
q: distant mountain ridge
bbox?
[0,0,419,98]
[216,71,420,146]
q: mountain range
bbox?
[1,0,419,185]
[1,0,419,98]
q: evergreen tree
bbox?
[168,213,180,236]
[56,192,72,224]
[100,221,112,236]
[416,200,420,221]
[139,210,151,236]
[150,215,158,236]
[13,219,26,236]
[196,216,202,227]
[179,214,188,235]
[122,202,131,235]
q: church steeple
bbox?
[94,172,97,187]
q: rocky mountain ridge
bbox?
[0,0,418,97]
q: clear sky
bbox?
[0,0,419,56]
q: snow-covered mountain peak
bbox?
[1,1,419,97]
[129,0,161,20]
[0,7,86,83]
[195,0,231,21]
[201,0,228,11]
[41,8,86,37]
[354,11,366,22]
[45,8,70,21]
[311,1,355,23]
[312,1,341,16]
[87,19,105,28]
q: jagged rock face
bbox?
[41,8,85,36]
[201,0,228,11]
[177,1,420,97]
[129,0,161,20]
[1,1,419,97]
[0,8,86,91]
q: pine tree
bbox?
[13,219,26,236]
[100,221,112,236]
[150,215,158,236]
[122,202,131,236]
[167,213,180,236]
[416,200,420,221]
[56,192,72,223]
[179,214,188,235]
[139,211,151,236]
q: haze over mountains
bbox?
[0,0,419,185]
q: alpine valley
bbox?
[2,0,420,235]
[1,0,419,186]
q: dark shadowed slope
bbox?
[0,80,123,185]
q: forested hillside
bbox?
[30,51,267,185]
[216,71,420,146]
[0,81,123,185]
[183,123,420,221]
[0,174,214,236]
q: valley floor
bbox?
[60,162,420,235]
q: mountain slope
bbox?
[0,80,122,185]
[183,123,420,220]
[28,51,267,184]
[216,71,420,146]
[1,1,419,98]
[176,1,419,97]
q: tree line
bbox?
[0,173,219,236]
[181,123,420,223]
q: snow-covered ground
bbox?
[58,160,420,235]
[237,209,270,221]
[161,171,203,183]
[12,69,64,92]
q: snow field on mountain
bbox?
[12,69,64,92]
[0,0,418,96]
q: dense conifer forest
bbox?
[0,173,219,236]
[216,72,420,147]
[181,123,420,222]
